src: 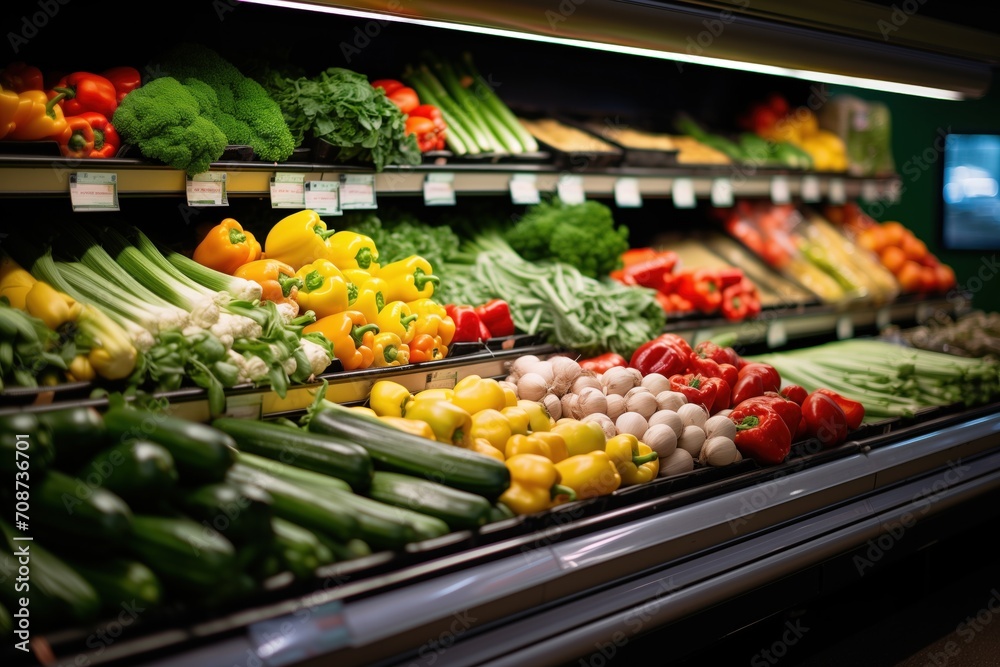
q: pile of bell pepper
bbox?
[1,61,140,158]
[193,209,458,372]
[371,79,447,153]
[626,333,864,465]
[611,246,762,321]
[444,299,516,344]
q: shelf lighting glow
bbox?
[239,0,965,100]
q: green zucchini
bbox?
[35,469,132,544]
[64,557,162,613]
[128,514,237,591]
[306,403,510,500]
[38,406,108,469]
[271,517,336,580]
[490,501,516,523]
[316,535,372,562]
[102,406,237,483]
[235,451,352,493]
[0,412,53,475]
[212,417,373,491]
[226,464,359,543]
[368,471,493,531]
[172,481,274,546]
[82,440,178,504]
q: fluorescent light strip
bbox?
[240,0,964,100]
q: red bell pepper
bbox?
[693,340,741,368]
[621,247,660,266]
[49,72,118,119]
[812,388,864,430]
[629,333,693,378]
[370,79,404,95]
[742,393,802,441]
[720,279,761,322]
[738,362,781,393]
[729,401,792,465]
[1,62,43,92]
[730,372,765,407]
[409,104,447,151]
[801,391,849,447]
[778,384,808,406]
[675,269,723,314]
[58,115,95,159]
[716,267,745,289]
[445,304,486,343]
[669,374,729,413]
[475,298,515,337]
[101,66,142,103]
[406,115,439,153]
[579,352,628,374]
[73,111,120,159]
[619,251,679,292]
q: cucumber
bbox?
[102,406,237,483]
[172,481,274,546]
[128,514,237,591]
[235,452,353,493]
[226,464,359,543]
[63,557,162,613]
[306,403,510,501]
[368,471,493,531]
[212,417,373,491]
[37,406,108,470]
[82,440,178,504]
[35,469,132,544]
[0,412,53,475]
[271,517,336,579]
[316,535,372,562]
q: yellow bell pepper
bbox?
[403,398,472,447]
[408,298,456,347]
[552,419,607,457]
[501,405,531,436]
[0,255,36,310]
[192,218,262,275]
[379,415,436,440]
[452,374,507,416]
[379,255,441,302]
[25,281,82,330]
[554,451,622,500]
[302,310,378,371]
[470,408,513,453]
[499,453,576,515]
[346,271,389,325]
[349,406,379,418]
[329,230,380,272]
[369,379,413,417]
[375,300,418,345]
[80,304,137,381]
[470,437,505,463]
[371,331,410,368]
[501,385,518,407]
[411,387,454,403]
[605,434,659,486]
[263,209,337,271]
[66,354,96,383]
[518,399,554,433]
[294,259,350,319]
[0,84,22,139]
[7,89,68,141]
[530,431,569,462]
[504,433,567,463]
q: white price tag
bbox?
[614,177,642,208]
[557,175,585,205]
[270,173,306,208]
[340,174,377,210]
[861,180,880,203]
[223,393,262,420]
[69,172,119,212]
[186,172,228,207]
[672,178,696,209]
[801,176,821,203]
[828,178,846,204]
[770,176,790,204]
[767,320,787,348]
[425,370,458,390]
[305,180,341,216]
[836,315,854,340]
[876,306,892,330]
[710,178,733,207]
[509,174,540,205]
[423,173,456,206]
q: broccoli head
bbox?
[504,199,630,278]
[156,43,295,162]
[112,77,228,176]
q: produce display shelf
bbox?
[0,157,901,201]
[12,400,1000,667]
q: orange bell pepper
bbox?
[234,258,302,306]
[192,218,262,275]
[409,333,448,363]
[408,298,456,347]
[302,310,378,371]
[0,85,21,139]
[7,89,68,141]
[59,115,95,159]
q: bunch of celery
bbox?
[747,338,1000,421]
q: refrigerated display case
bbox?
[2,1,999,666]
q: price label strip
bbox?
[423,172,456,206]
[509,173,540,205]
[69,172,119,212]
[836,315,854,340]
[340,174,377,210]
[305,180,341,217]
[861,180,880,203]
[710,178,733,207]
[270,173,306,209]
[248,600,350,667]
[186,172,228,207]
[801,175,821,203]
[557,175,585,205]
[672,177,696,209]
[767,320,788,349]
[828,178,846,204]
[770,175,790,204]
[614,177,642,208]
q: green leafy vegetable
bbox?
[342,209,461,268]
